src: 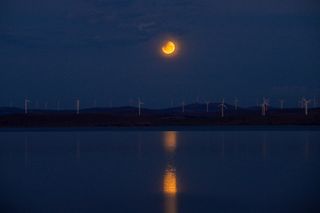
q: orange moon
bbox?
[162,41,176,55]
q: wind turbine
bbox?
[181,101,185,113]
[57,100,60,111]
[234,98,238,111]
[299,97,304,109]
[218,99,227,118]
[138,98,144,117]
[76,99,80,115]
[261,97,269,116]
[24,99,30,114]
[205,100,210,113]
[129,98,134,106]
[302,98,311,116]
[279,99,285,110]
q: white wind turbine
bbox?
[299,98,304,109]
[279,99,285,110]
[218,98,227,118]
[205,100,210,113]
[234,98,238,111]
[261,97,269,116]
[24,99,30,114]
[57,100,60,111]
[182,101,185,113]
[138,98,144,117]
[76,99,80,115]
[302,98,311,116]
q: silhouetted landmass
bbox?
[0,103,319,128]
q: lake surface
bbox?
[1,128,320,213]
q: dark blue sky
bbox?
[1,0,320,108]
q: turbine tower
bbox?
[138,98,144,117]
[76,99,80,115]
[279,99,285,110]
[24,99,30,114]
[234,98,238,111]
[182,101,185,113]
[205,100,210,113]
[299,97,304,109]
[302,98,311,116]
[57,100,60,111]
[261,97,269,116]
[218,99,227,118]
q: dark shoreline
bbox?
[0,110,319,129]
[1,125,320,132]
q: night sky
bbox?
[1,0,320,108]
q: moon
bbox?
[162,41,176,55]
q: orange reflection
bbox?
[163,131,178,213]
[163,166,177,194]
[164,192,177,213]
[163,165,178,213]
[164,131,177,153]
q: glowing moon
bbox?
[162,41,176,55]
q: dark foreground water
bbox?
[1,128,320,213]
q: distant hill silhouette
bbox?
[0,103,319,127]
[0,103,318,116]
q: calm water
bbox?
[1,128,320,213]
